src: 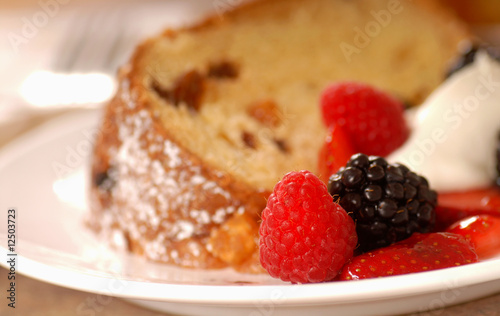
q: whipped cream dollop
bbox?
[388,51,500,192]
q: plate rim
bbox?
[1,243,499,305]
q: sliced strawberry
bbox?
[320,81,409,157]
[318,124,356,184]
[435,186,500,230]
[446,215,500,260]
[338,232,478,280]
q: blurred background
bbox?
[0,0,499,146]
[0,0,218,146]
[439,0,500,53]
[439,0,500,25]
[0,0,499,315]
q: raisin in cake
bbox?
[88,0,469,272]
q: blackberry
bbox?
[447,44,500,78]
[328,153,437,252]
[446,45,478,78]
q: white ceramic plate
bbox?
[1,109,500,316]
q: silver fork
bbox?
[52,8,130,75]
[1,8,132,132]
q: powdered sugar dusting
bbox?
[213,207,234,224]
[94,79,248,267]
[190,209,211,224]
[171,220,195,240]
[164,140,182,168]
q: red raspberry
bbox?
[320,81,409,157]
[259,170,357,283]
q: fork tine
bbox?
[72,11,109,72]
[102,10,129,74]
[97,9,126,73]
[51,11,89,72]
[51,8,124,74]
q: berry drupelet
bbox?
[328,153,438,252]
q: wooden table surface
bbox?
[1,0,500,315]
[0,267,174,316]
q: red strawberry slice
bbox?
[338,232,478,280]
[318,124,356,184]
[446,215,500,259]
[435,186,500,231]
[320,81,409,157]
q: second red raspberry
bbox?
[320,81,409,157]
